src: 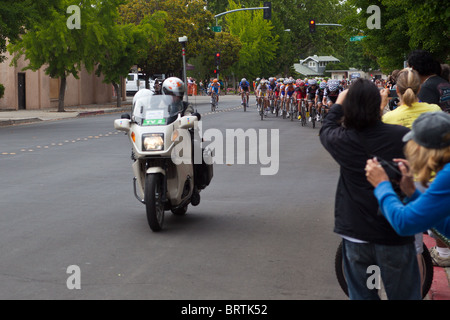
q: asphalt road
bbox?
[0,95,346,300]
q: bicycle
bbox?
[334,240,433,299]
[210,92,218,112]
[300,100,307,127]
[241,91,249,112]
[288,96,296,121]
[310,102,317,129]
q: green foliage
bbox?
[0,83,4,99]
[225,0,279,80]
[0,0,59,62]
[119,0,215,78]
[342,0,449,73]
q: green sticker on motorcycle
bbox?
[143,119,166,126]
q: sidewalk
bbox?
[0,98,133,126]
[0,94,237,126]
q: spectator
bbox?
[383,68,442,128]
[441,64,450,82]
[407,50,450,112]
[320,78,421,300]
[365,112,450,241]
[407,50,450,265]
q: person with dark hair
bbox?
[407,50,450,112]
[320,78,421,300]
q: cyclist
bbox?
[285,79,296,116]
[268,77,277,113]
[315,81,327,121]
[257,79,270,115]
[324,80,342,110]
[306,79,318,121]
[208,78,220,106]
[295,80,307,120]
[239,78,250,106]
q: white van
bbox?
[126,73,146,96]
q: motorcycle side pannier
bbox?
[195,147,213,190]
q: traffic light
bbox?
[214,69,217,75]
[215,52,220,66]
[309,19,316,33]
[263,2,272,20]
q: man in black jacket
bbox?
[319,78,421,300]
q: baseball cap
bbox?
[402,112,450,149]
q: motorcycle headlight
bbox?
[142,133,164,151]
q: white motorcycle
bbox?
[114,90,213,232]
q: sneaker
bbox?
[430,246,450,267]
[308,117,311,122]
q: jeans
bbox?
[342,239,422,300]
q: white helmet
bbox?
[162,77,185,97]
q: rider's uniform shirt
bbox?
[285,84,296,97]
[324,87,342,103]
[316,88,325,101]
[210,83,220,94]
[306,86,318,100]
[240,80,250,91]
[257,83,269,96]
[268,81,277,91]
[295,87,307,99]
[280,84,286,96]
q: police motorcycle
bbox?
[114,77,213,232]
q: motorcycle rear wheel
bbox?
[145,173,165,232]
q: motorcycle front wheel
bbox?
[145,173,165,232]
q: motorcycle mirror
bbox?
[114,118,131,132]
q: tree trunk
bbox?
[113,81,122,108]
[58,75,67,112]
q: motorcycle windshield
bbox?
[132,94,184,126]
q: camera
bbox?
[373,156,403,182]
[388,88,398,98]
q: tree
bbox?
[119,0,215,83]
[96,11,168,107]
[225,0,279,80]
[341,0,449,73]
[9,0,126,112]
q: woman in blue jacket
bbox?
[366,112,450,238]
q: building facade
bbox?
[0,52,119,111]
[293,55,340,77]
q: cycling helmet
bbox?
[269,77,274,82]
[320,82,327,90]
[328,81,339,92]
[241,78,247,82]
[213,78,218,83]
[299,81,305,87]
[309,79,317,86]
[162,77,185,97]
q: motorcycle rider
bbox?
[161,77,203,205]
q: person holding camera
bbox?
[365,112,450,239]
[320,78,421,300]
[382,68,442,127]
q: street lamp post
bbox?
[178,36,188,103]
